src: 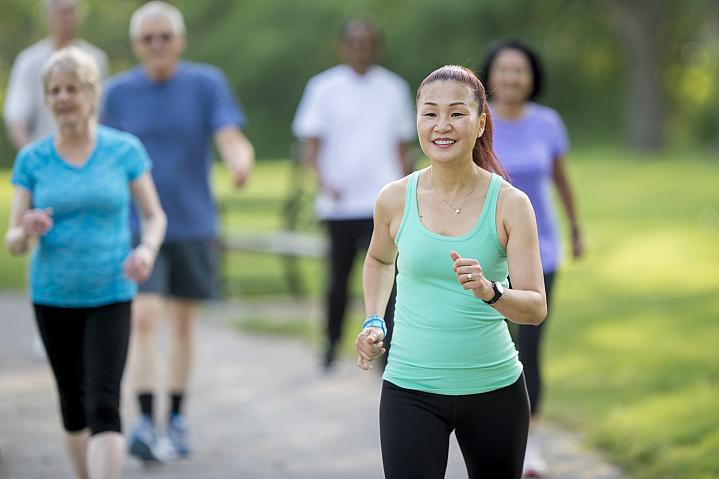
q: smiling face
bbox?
[132,15,184,79]
[45,69,95,130]
[488,48,533,106]
[416,80,486,165]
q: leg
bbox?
[379,381,452,479]
[162,240,217,457]
[127,240,170,421]
[167,299,197,401]
[128,294,164,411]
[84,301,131,477]
[64,430,90,479]
[518,272,556,476]
[454,375,530,479]
[324,220,361,367]
[34,305,89,478]
[87,432,125,479]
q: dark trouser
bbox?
[379,375,530,479]
[34,301,131,435]
[325,219,396,359]
[517,271,556,416]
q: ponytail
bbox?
[472,102,507,178]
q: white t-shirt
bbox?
[292,64,416,220]
[3,38,109,143]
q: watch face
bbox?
[496,282,505,295]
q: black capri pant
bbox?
[34,301,131,435]
[380,374,530,479]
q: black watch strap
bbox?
[483,281,502,305]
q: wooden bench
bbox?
[219,145,326,297]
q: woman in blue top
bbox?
[355,65,546,478]
[480,40,584,478]
[5,47,166,479]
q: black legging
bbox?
[380,376,530,478]
[325,219,395,354]
[517,271,556,416]
[34,301,131,435]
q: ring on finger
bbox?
[467,273,473,281]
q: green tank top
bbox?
[383,170,522,395]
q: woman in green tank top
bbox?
[355,65,547,478]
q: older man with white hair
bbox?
[4,0,108,149]
[101,1,254,463]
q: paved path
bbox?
[0,293,623,478]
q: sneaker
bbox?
[166,414,191,458]
[522,436,548,478]
[128,415,161,463]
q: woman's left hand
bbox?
[450,250,493,301]
[571,228,584,259]
[123,244,156,283]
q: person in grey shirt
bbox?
[4,0,108,149]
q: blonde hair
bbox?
[129,1,185,39]
[42,47,101,111]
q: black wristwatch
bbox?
[483,281,504,305]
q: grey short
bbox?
[134,238,219,300]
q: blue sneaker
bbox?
[128,415,161,463]
[166,414,191,458]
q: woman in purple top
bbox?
[481,40,584,478]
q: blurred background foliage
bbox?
[1,0,718,165]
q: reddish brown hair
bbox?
[416,65,507,178]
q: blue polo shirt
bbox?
[100,61,245,241]
[11,126,151,307]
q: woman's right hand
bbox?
[123,244,156,283]
[355,327,386,370]
[21,208,53,237]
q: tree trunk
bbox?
[608,0,666,151]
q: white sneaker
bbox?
[523,437,548,478]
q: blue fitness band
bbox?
[362,315,387,336]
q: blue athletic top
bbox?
[101,61,246,241]
[11,126,151,307]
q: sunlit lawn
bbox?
[1,148,717,478]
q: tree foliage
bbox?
[0,0,715,164]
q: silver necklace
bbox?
[429,168,480,215]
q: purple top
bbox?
[491,103,569,273]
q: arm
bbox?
[398,141,414,176]
[552,155,584,258]
[6,121,31,150]
[215,126,255,187]
[452,187,546,325]
[356,181,404,370]
[4,53,32,149]
[5,187,53,256]
[123,172,166,283]
[302,137,339,199]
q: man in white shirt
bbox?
[292,18,416,371]
[4,0,108,148]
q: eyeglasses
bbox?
[140,32,174,45]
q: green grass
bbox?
[539,149,719,478]
[1,149,718,477]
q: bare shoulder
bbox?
[497,179,535,223]
[376,175,410,219]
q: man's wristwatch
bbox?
[483,281,504,305]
